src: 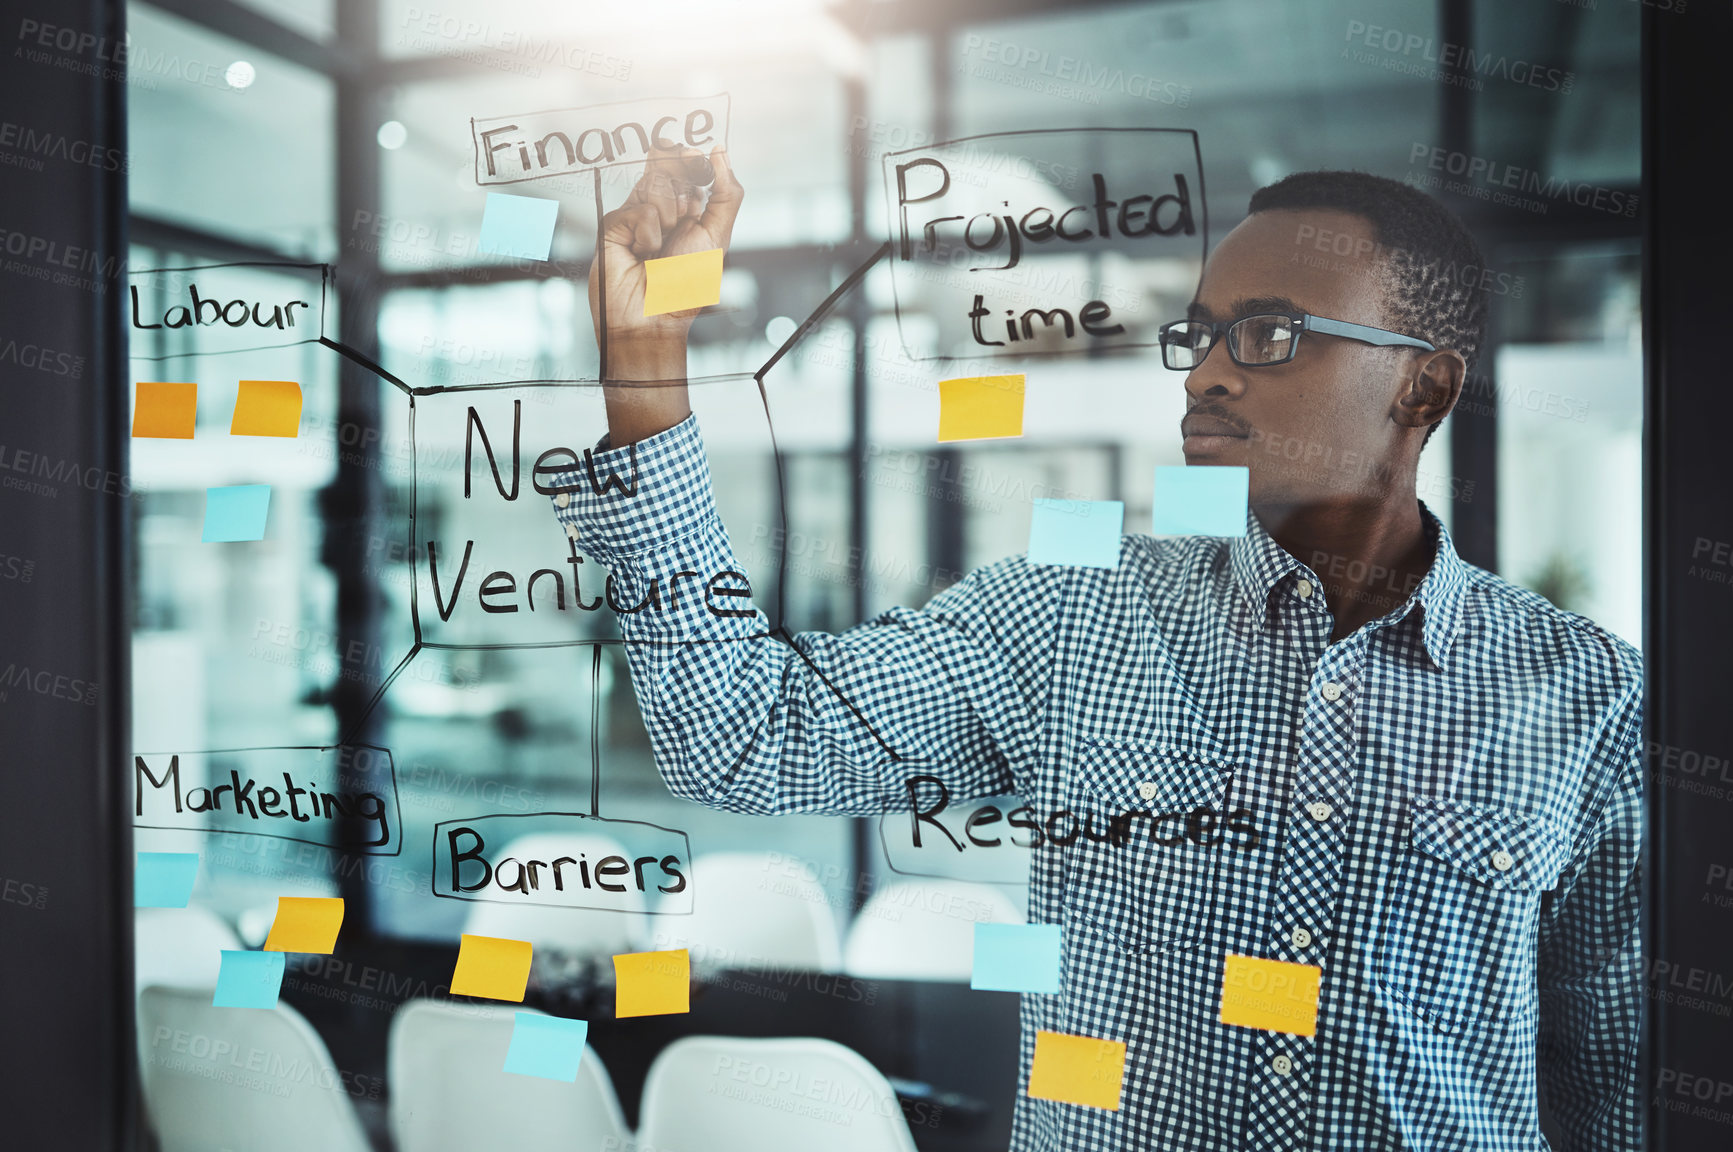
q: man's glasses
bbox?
[1158,311,1436,370]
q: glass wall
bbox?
[128,2,1644,1149]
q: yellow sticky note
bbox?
[642,248,724,317]
[937,374,1025,442]
[262,896,344,954]
[1219,954,1321,1036]
[451,933,533,1002]
[231,379,303,437]
[1026,1029,1126,1111]
[133,381,197,439]
[613,948,690,1017]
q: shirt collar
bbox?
[1227,500,1469,670]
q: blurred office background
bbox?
[122,0,1641,1148]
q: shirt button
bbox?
[1319,681,1343,701]
[1306,802,1333,822]
[1490,850,1515,872]
[1290,927,1313,949]
[1271,1054,1292,1076]
[1137,782,1158,801]
[1295,579,1314,599]
[554,492,572,509]
[564,523,580,541]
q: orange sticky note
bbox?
[642,248,724,316]
[1026,1029,1126,1111]
[451,933,533,1002]
[613,948,690,1017]
[1219,954,1321,1036]
[261,896,344,954]
[133,381,197,438]
[231,379,303,437]
[937,374,1025,442]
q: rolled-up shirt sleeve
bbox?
[546,412,1057,818]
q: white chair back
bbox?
[638,1035,918,1152]
[138,984,372,1152]
[648,852,842,973]
[135,906,242,996]
[843,879,1024,980]
[387,999,630,1152]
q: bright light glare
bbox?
[377,121,409,150]
[570,0,861,72]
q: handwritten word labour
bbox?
[905,775,1259,852]
[128,264,328,356]
[130,283,310,330]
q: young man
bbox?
[550,148,1643,1151]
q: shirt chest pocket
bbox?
[1375,799,1573,1034]
[1062,740,1240,954]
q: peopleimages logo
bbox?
[1407,144,1638,217]
[956,35,1192,108]
[1342,20,1575,93]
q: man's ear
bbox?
[1392,349,1465,430]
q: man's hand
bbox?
[590,143,742,445]
[590,142,743,378]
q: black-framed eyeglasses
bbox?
[1158,311,1437,370]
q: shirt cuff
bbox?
[545,412,718,566]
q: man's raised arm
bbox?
[553,144,1056,818]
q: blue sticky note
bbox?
[503,1012,589,1081]
[477,192,559,261]
[1151,465,1249,536]
[213,951,285,1009]
[1028,499,1123,568]
[135,852,200,907]
[972,923,1062,993]
[202,484,271,542]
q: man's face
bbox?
[1178,208,1432,509]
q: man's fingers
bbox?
[696,146,744,247]
[637,143,700,231]
[599,201,664,261]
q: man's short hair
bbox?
[1247,170,1489,445]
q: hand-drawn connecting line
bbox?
[170,120,1204,813]
[340,238,902,804]
[127,228,893,827]
[110,232,875,822]
[370,160,1204,789]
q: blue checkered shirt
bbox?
[549,413,1644,1152]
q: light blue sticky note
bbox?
[213,951,285,1009]
[972,923,1062,993]
[135,852,200,908]
[477,192,559,261]
[503,1012,589,1081]
[202,484,271,542]
[1151,465,1249,536]
[1028,498,1124,568]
